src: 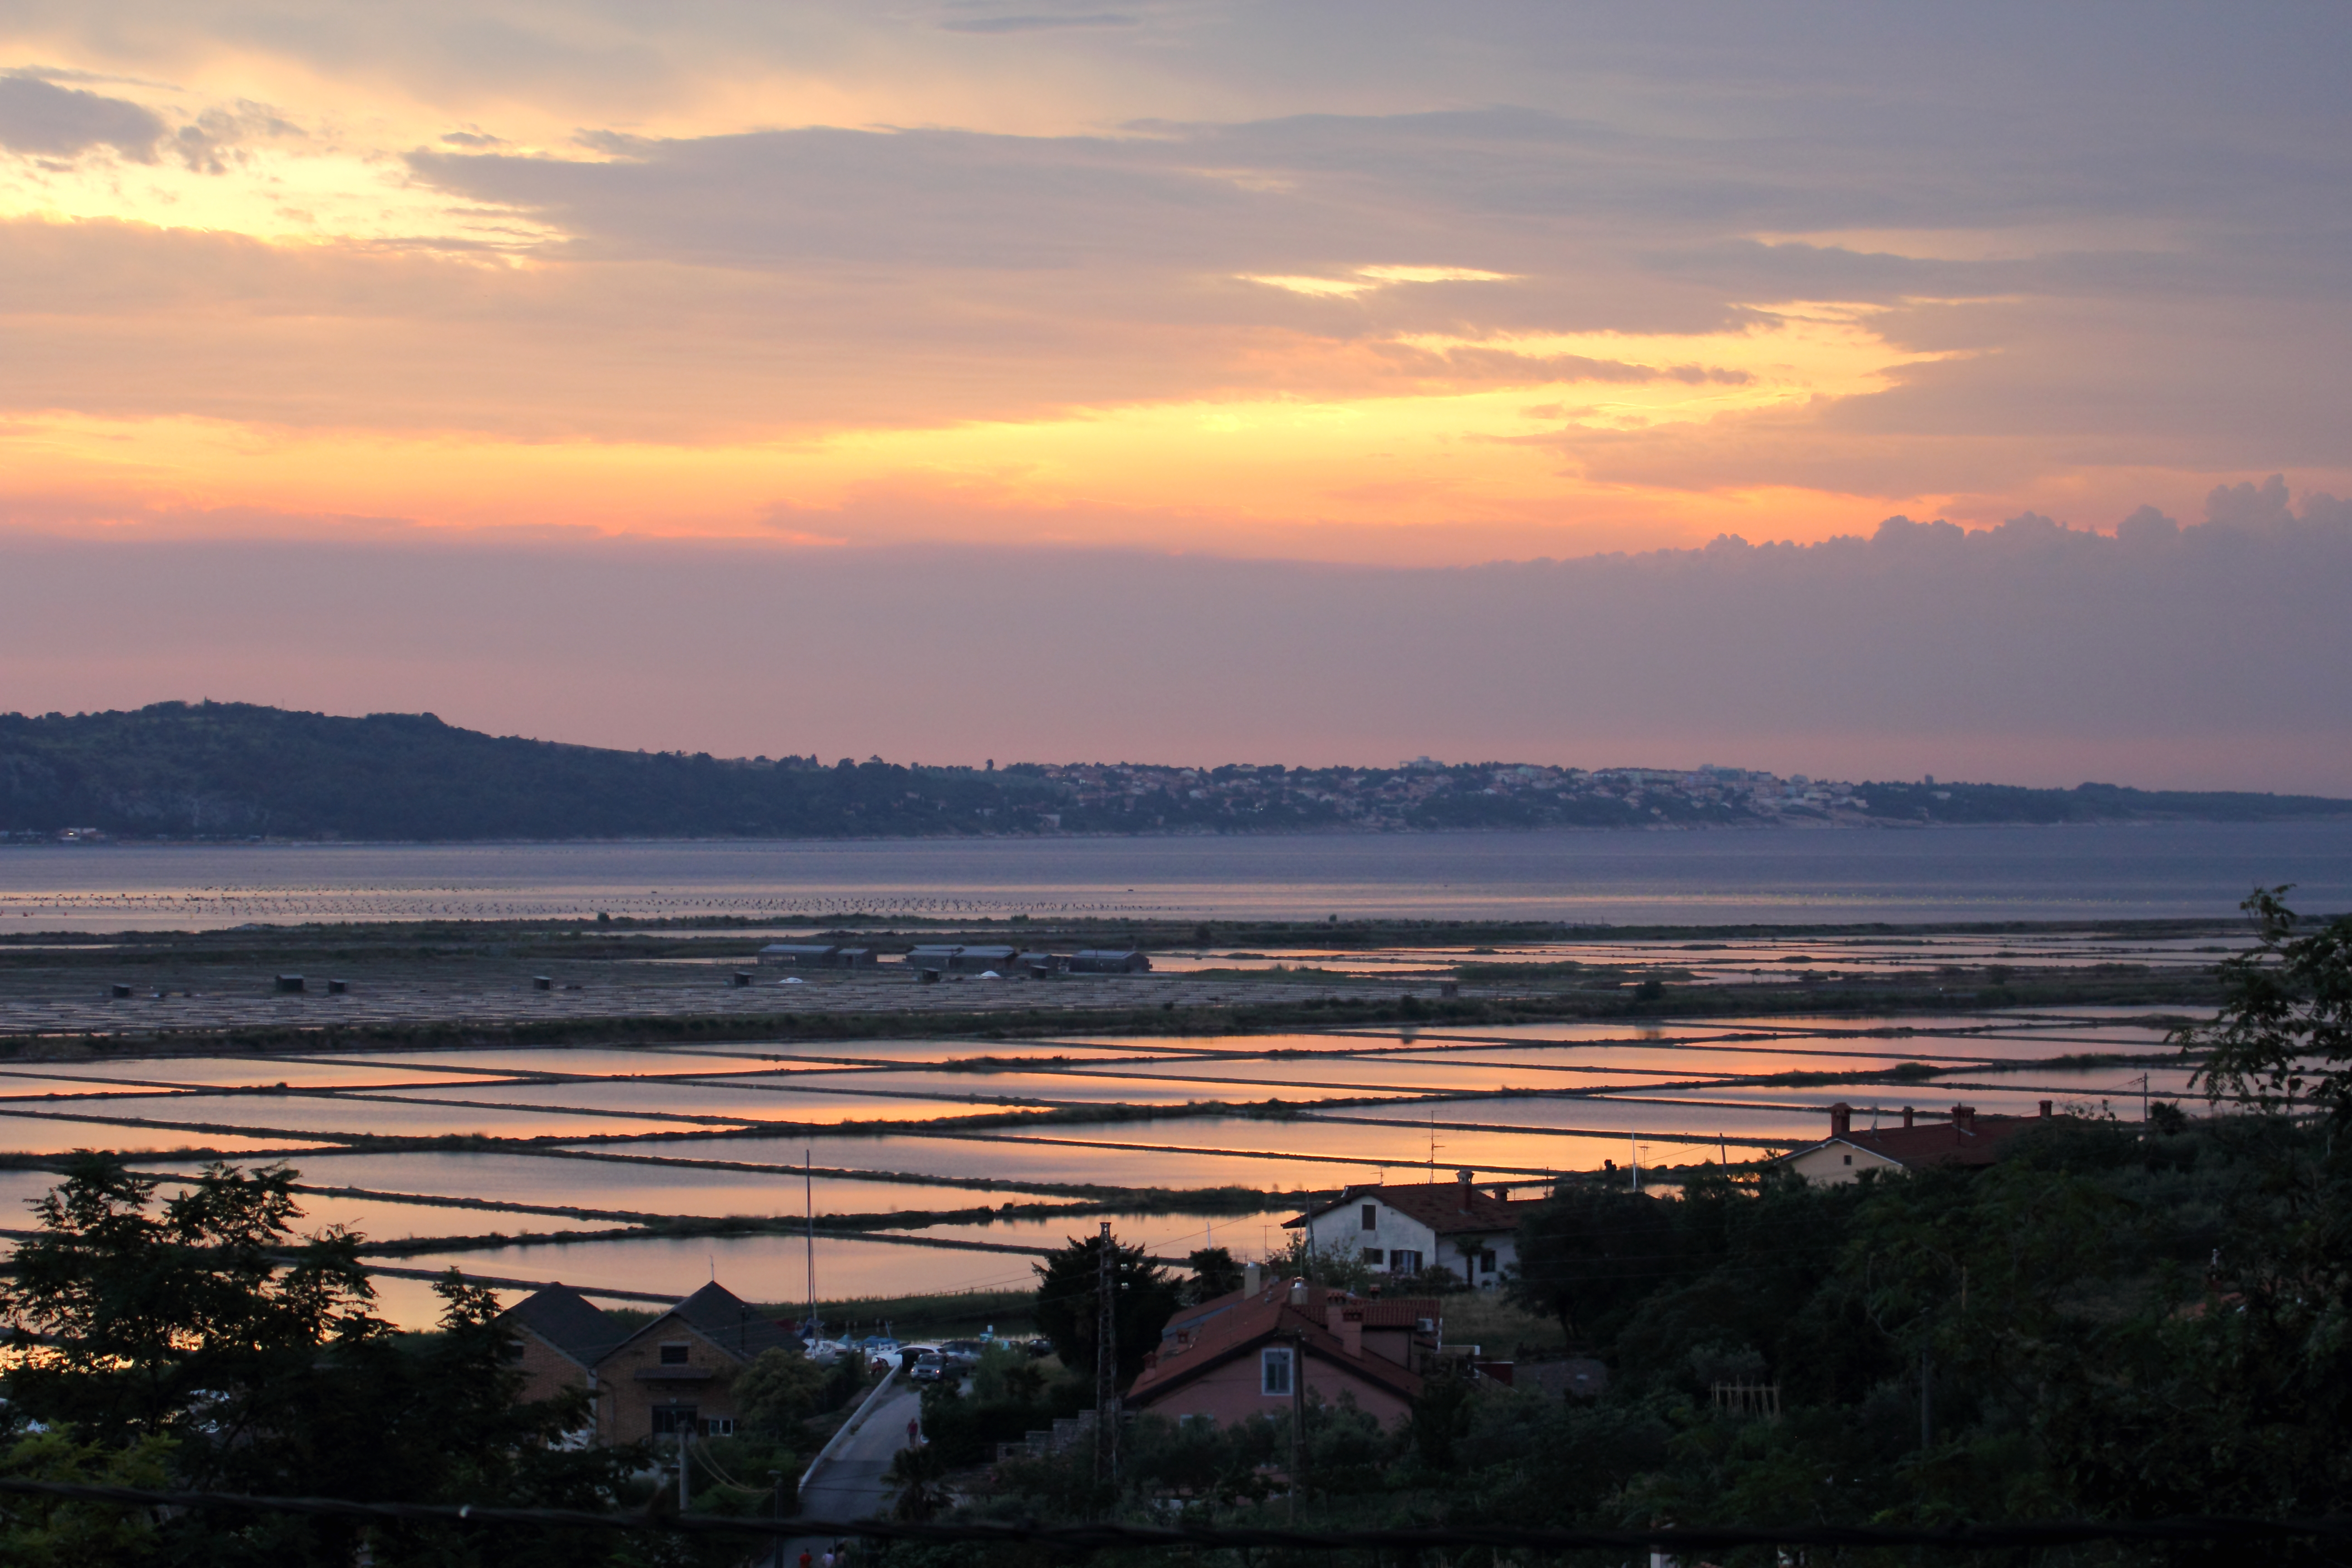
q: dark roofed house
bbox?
[498,1283,623,1416]
[1778,1101,2058,1185]
[1127,1277,1439,1431]
[502,1279,801,1445]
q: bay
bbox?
[0,821,2346,930]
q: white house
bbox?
[1778,1101,2054,1186]
[1286,1170,1540,1288]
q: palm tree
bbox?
[884,1437,951,1521]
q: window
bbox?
[1360,1203,1378,1231]
[1389,1249,1422,1274]
[660,1342,691,1365]
[501,1337,527,1363]
[1261,1347,1294,1396]
[651,1405,698,1435]
[1360,1246,1383,1264]
[702,1417,735,1437]
[1842,1155,1853,1166]
[1479,1250,1497,1274]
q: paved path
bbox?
[774,1386,925,1568]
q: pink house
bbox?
[1125,1277,1439,1429]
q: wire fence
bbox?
[0,1476,2347,1554]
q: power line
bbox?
[0,1477,2344,1553]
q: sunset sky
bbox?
[3,4,2348,785]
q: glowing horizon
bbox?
[3,9,2347,563]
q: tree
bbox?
[1031,1231,1180,1389]
[1183,1245,1244,1303]
[0,1158,642,1566]
[1507,1184,1684,1346]
[2183,886,2352,1124]
[0,1157,387,1454]
[734,1346,828,1439]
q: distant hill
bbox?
[1,702,2347,843]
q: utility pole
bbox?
[768,1470,785,1568]
[805,1148,816,1336]
[678,1419,692,1511]
[1094,1220,1116,1490]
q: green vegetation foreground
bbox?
[897,889,2352,1566]
[0,889,2344,1565]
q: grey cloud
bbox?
[939,14,1137,33]
[0,74,166,161]
[0,498,2346,792]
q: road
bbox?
[770,1384,925,1568]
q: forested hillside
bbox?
[0,702,2345,842]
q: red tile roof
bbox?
[1286,1179,1541,1237]
[1794,1110,2049,1171]
[1128,1280,1429,1407]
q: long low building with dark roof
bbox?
[1776,1100,2062,1184]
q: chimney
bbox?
[1829,1102,1852,1138]
[1244,1262,1262,1298]
[1288,1279,1310,1308]
[1337,1306,1364,1359]
[2039,1099,2052,1119]
[1952,1104,1976,1135]
[1457,1168,1475,1210]
[1901,1106,1915,1129]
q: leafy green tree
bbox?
[1507,1184,1685,1346]
[0,1157,647,1567]
[0,1430,175,1568]
[2185,885,2352,1122]
[0,1157,387,1455]
[733,1346,828,1439]
[1030,1231,1179,1389]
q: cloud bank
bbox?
[1,484,2343,793]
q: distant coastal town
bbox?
[2,703,2347,843]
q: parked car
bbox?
[895,1343,941,1372]
[1022,1338,1055,1359]
[937,1339,985,1371]
[908,1352,948,1384]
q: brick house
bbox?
[1126,1277,1440,1430]
[498,1279,800,1444]
[503,1282,625,1426]
[1285,1170,1541,1287]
